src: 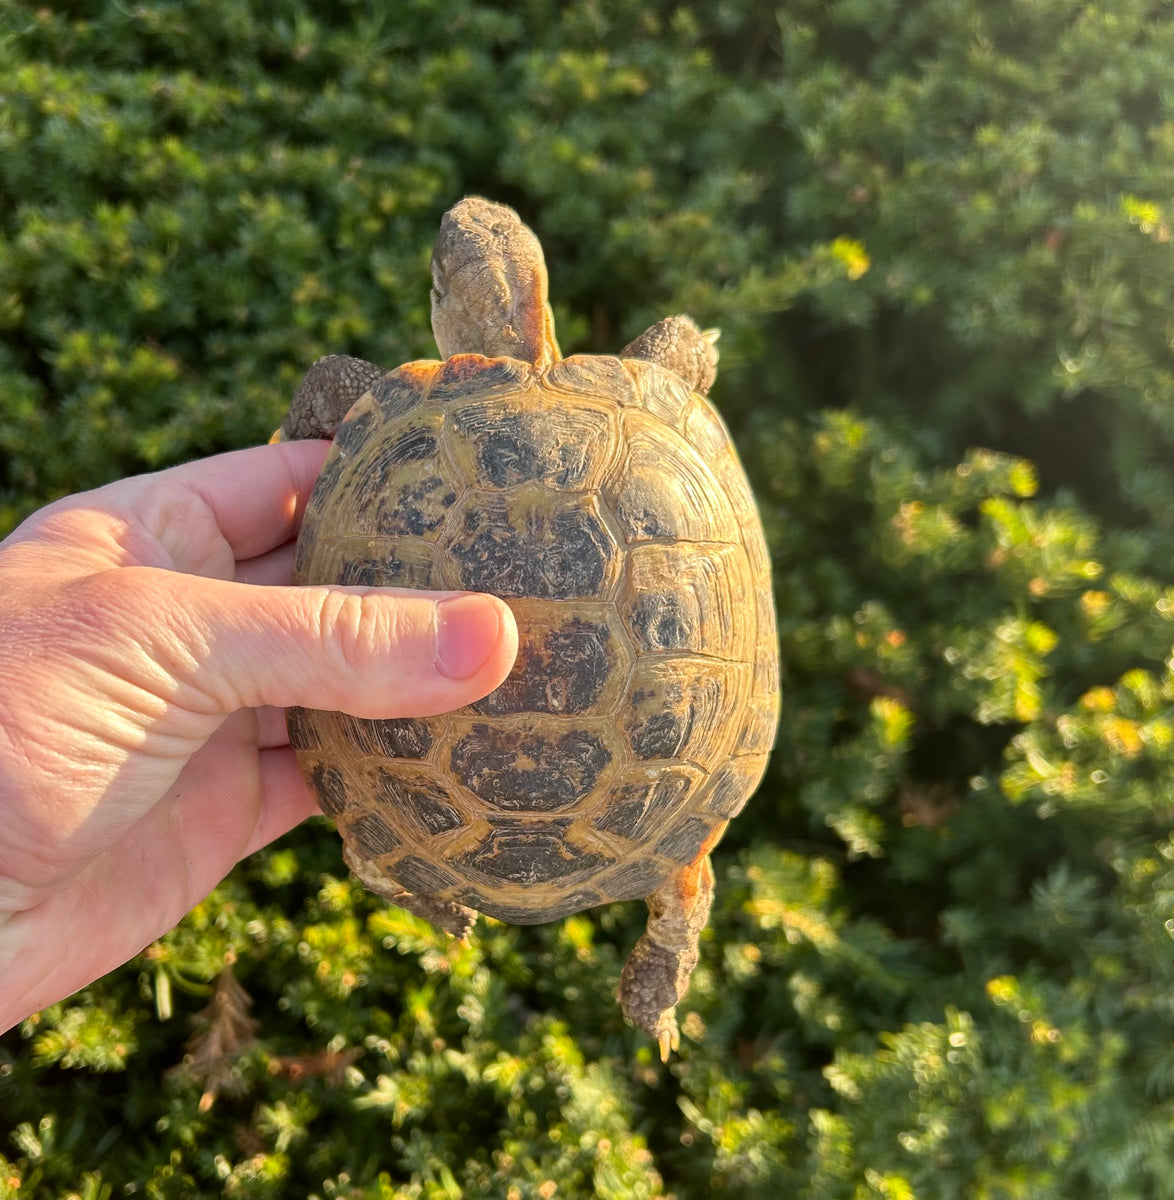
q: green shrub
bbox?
[3,1,1174,1197]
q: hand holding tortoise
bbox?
[0,198,777,1059]
[0,440,517,1032]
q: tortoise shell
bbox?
[288,349,778,922]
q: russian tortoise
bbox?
[278,197,779,1057]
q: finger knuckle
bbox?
[315,589,403,679]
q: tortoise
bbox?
[276,197,779,1057]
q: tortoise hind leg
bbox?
[621,315,719,397]
[618,854,715,1061]
[343,847,478,939]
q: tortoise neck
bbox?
[430,197,562,369]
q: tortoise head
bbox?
[430,197,562,371]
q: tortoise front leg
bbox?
[619,853,715,1061]
[276,354,387,441]
[621,315,720,397]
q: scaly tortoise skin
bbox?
[278,198,779,1057]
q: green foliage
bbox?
[3,0,1174,1196]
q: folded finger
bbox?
[242,747,324,860]
[255,705,295,749]
[131,442,332,565]
[235,542,297,587]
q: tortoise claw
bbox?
[657,1025,679,1064]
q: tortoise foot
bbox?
[277,354,386,441]
[389,891,478,940]
[618,855,715,1060]
[621,315,719,397]
[344,847,477,938]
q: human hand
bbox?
[0,442,518,1032]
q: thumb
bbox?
[111,568,518,720]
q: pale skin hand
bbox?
[0,440,518,1033]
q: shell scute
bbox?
[444,487,621,599]
[391,855,461,897]
[698,755,772,819]
[448,393,617,491]
[426,354,534,403]
[546,354,637,407]
[447,719,617,813]
[347,411,458,541]
[594,858,668,903]
[589,767,700,842]
[653,815,717,865]
[309,536,440,590]
[622,658,751,769]
[622,542,755,660]
[606,413,738,544]
[470,601,629,717]
[337,715,438,761]
[370,362,437,421]
[460,818,611,888]
[348,810,401,858]
[622,357,693,427]
[373,767,465,837]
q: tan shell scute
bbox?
[292,353,779,924]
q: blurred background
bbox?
[3,1,1174,1196]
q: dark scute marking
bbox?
[400,477,453,537]
[473,617,616,716]
[370,372,428,420]
[293,523,316,576]
[408,792,464,835]
[449,500,614,599]
[611,475,676,541]
[592,775,693,840]
[376,769,465,836]
[477,420,540,487]
[391,855,459,896]
[307,452,347,509]
[630,710,688,760]
[592,794,647,839]
[335,554,432,588]
[391,427,437,462]
[470,890,604,925]
[452,397,611,491]
[451,725,612,811]
[351,429,454,538]
[345,716,434,759]
[336,558,389,586]
[629,592,693,651]
[286,706,317,751]
[355,428,438,494]
[625,505,664,539]
[701,760,762,819]
[429,354,532,401]
[705,767,747,817]
[349,812,400,857]
[544,509,613,597]
[334,408,378,455]
[597,858,667,902]
[654,816,712,864]
[309,762,347,817]
[462,822,609,887]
